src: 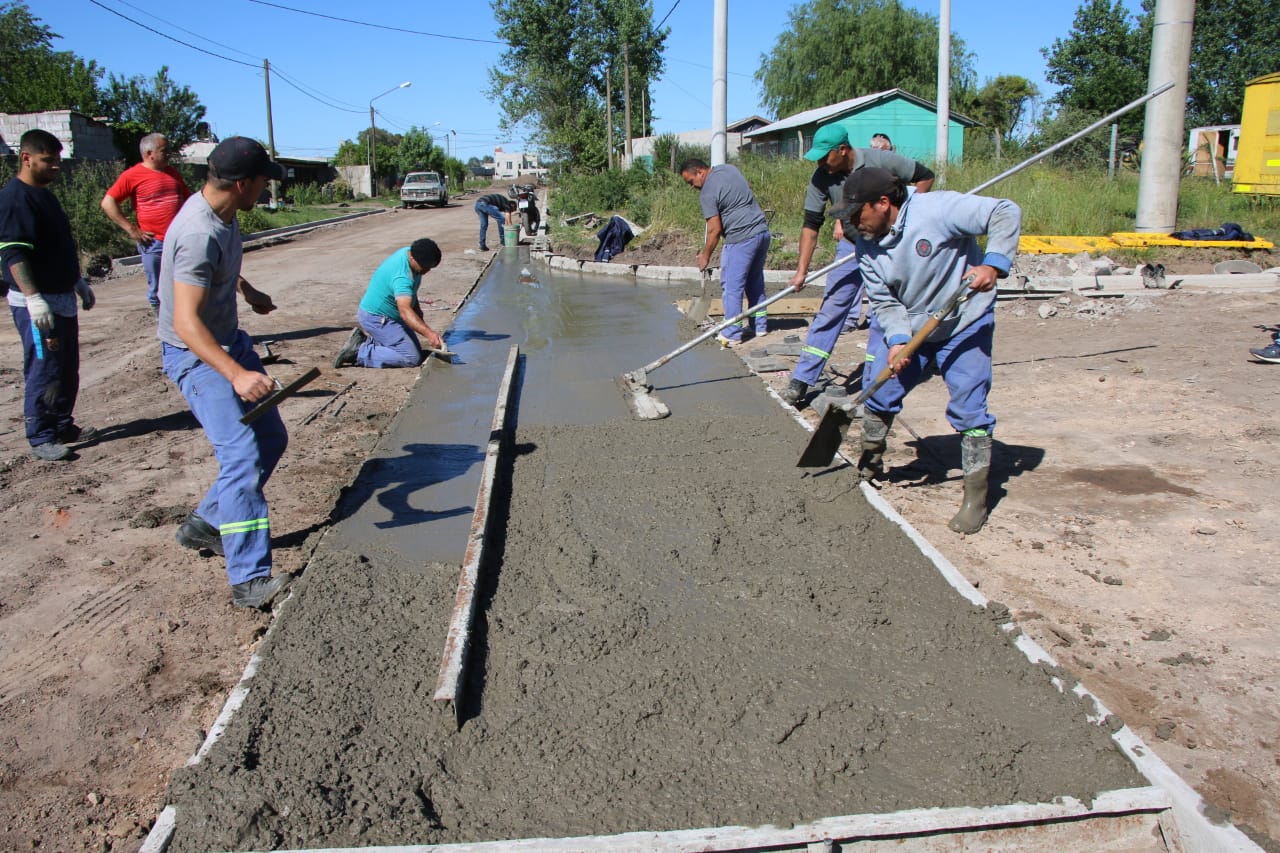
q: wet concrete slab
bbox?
[328,249,764,565]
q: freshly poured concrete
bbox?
[164,250,1144,851]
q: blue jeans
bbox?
[718,230,771,341]
[10,304,80,447]
[356,307,421,368]
[162,331,288,586]
[139,239,163,309]
[863,309,996,434]
[792,239,863,386]
[475,202,505,247]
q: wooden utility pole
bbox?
[263,59,279,208]
[623,43,633,165]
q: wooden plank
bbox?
[433,344,520,717]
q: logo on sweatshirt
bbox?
[915,239,932,257]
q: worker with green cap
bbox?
[779,122,935,407]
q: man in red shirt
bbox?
[101,133,190,314]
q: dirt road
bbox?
[0,185,1276,850]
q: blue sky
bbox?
[41,0,1143,161]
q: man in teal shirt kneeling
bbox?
[335,238,445,368]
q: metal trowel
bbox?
[687,268,714,324]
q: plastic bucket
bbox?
[502,225,519,247]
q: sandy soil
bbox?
[0,186,1276,850]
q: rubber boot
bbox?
[948,433,992,534]
[857,410,894,481]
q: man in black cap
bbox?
[158,136,293,611]
[831,167,1021,534]
[334,237,445,368]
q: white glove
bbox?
[74,277,95,311]
[25,293,54,331]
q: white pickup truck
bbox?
[400,172,448,208]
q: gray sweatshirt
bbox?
[857,191,1021,346]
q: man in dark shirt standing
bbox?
[0,129,97,461]
[474,191,514,251]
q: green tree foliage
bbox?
[0,1,102,114]
[99,66,207,163]
[1186,0,1280,126]
[488,0,667,170]
[392,126,445,175]
[970,75,1039,158]
[1041,0,1151,137]
[755,0,976,118]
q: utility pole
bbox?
[263,59,279,208]
[606,65,614,170]
[712,0,727,166]
[935,0,951,170]
[1135,0,1194,231]
[623,43,633,166]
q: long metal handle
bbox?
[638,253,855,377]
[967,82,1174,196]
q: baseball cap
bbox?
[208,136,284,181]
[829,167,903,221]
[803,123,851,161]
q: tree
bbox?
[971,75,1039,159]
[1185,0,1280,126]
[99,66,206,163]
[0,1,102,114]
[1041,0,1151,137]
[488,0,667,170]
[755,0,976,118]
[392,126,445,176]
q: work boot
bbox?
[949,432,992,534]
[333,326,366,368]
[30,442,70,462]
[778,378,808,406]
[857,410,894,481]
[57,424,98,445]
[231,574,292,610]
[176,511,224,556]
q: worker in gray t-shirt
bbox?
[680,159,771,346]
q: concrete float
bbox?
[141,249,1262,853]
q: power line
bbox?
[655,0,681,30]
[101,0,261,62]
[86,0,259,69]
[247,0,505,45]
[269,65,365,114]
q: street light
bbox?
[368,81,411,194]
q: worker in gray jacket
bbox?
[831,167,1021,534]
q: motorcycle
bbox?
[510,183,541,237]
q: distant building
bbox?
[494,147,545,179]
[627,116,770,170]
[181,140,335,186]
[0,110,121,161]
[742,89,975,163]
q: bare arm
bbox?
[913,177,934,193]
[396,295,444,351]
[788,226,820,289]
[5,257,40,298]
[100,194,151,243]
[697,215,723,271]
[172,279,275,403]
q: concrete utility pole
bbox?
[1136,0,1194,232]
[623,43,633,166]
[606,66,614,170]
[712,0,728,166]
[935,0,951,169]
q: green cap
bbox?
[804,123,850,161]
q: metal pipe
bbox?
[968,82,1175,196]
[711,0,728,166]
[1136,0,1195,231]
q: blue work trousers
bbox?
[138,239,163,309]
[718,231,771,341]
[11,305,80,448]
[793,239,863,385]
[357,307,422,368]
[162,331,288,586]
[475,202,505,247]
[863,309,997,435]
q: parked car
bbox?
[400,171,448,208]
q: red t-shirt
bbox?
[105,163,190,241]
